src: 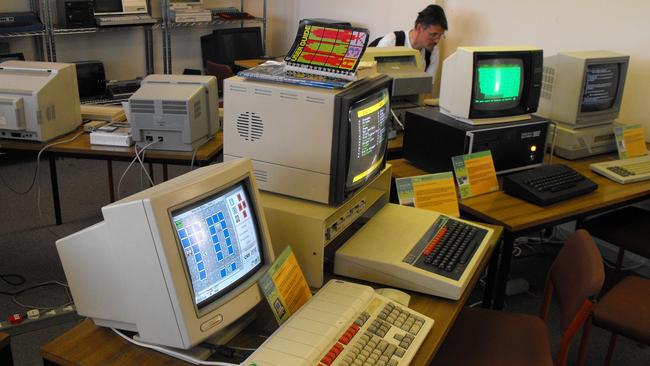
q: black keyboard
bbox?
[502,164,598,206]
[409,217,488,280]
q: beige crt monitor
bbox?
[0,61,81,141]
[56,158,275,351]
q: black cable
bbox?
[0,273,26,286]
[0,161,40,195]
[0,281,63,296]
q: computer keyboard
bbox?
[590,154,650,184]
[96,15,156,27]
[80,95,125,105]
[334,204,494,300]
[242,279,434,366]
[502,164,598,206]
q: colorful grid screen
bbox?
[347,88,389,189]
[171,182,263,308]
[288,25,367,71]
[472,58,524,111]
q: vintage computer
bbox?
[56,158,276,353]
[93,0,156,26]
[0,60,82,141]
[404,46,548,174]
[201,27,264,69]
[439,46,543,124]
[223,74,392,205]
[129,74,220,151]
[537,50,630,159]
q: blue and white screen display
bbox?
[171,182,263,308]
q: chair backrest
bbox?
[205,60,234,96]
[540,229,604,366]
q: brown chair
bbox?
[205,60,235,99]
[578,276,650,366]
[431,229,605,366]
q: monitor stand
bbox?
[548,121,620,160]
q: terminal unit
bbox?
[0,61,81,141]
[547,122,620,160]
[129,74,219,151]
[259,166,392,287]
[403,107,549,175]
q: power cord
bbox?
[117,140,158,199]
[547,121,558,165]
[390,108,405,130]
[0,280,73,310]
[0,273,26,286]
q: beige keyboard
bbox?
[242,280,434,366]
[590,154,650,184]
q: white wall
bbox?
[439,0,650,141]
[266,0,434,56]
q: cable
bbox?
[0,273,26,286]
[190,146,199,171]
[390,108,405,130]
[134,144,155,187]
[117,140,158,199]
[0,131,83,197]
[112,328,240,366]
[0,280,73,310]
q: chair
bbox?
[205,60,235,99]
[431,229,604,366]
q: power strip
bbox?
[0,304,78,335]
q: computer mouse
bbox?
[375,288,411,307]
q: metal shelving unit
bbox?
[42,0,156,75]
[0,0,47,60]
[160,0,267,74]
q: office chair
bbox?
[431,229,604,366]
[205,60,234,98]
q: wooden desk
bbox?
[234,58,271,69]
[41,225,502,366]
[0,130,224,225]
[390,153,650,309]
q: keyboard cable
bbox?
[547,120,558,165]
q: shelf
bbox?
[52,23,160,35]
[0,30,46,38]
[164,17,264,29]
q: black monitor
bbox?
[74,61,107,98]
[0,52,25,63]
[200,27,263,68]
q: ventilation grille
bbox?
[254,88,272,97]
[46,105,56,121]
[228,85,247,93]
[541,66,555,100]
[162,101,187,115]
[193,101,201,118]
[280,92,298,100]
[306,96,325,104]
[253,169,268,183]
[236,112,264,142]
[131,100,155,114]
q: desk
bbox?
[40,225,502,366]
[0,130,224,225]
[390,153,650,309]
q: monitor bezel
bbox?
[167,174,268,317]
[575,58,628,122]
[468,51,538,119]
[330,74,392,205]
[204,27,264,67]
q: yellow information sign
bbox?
[615,124,647,159]
[452,150,499,199]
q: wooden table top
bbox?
[390,152,650,232]
[0,129,224,164]
[41,225,502,366]
[234,58,270,69]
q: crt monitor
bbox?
[94,0,149,15]
[223,74,392,205]
[56,158,275,350]
[0,61,82,142]
[537,50,629,128]
[0,52,25,63]
[200,27,263,68]
[439,46,543,124]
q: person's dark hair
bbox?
[415,4,448,31]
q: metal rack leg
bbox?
[107,160,115,202]
[481,235,503,308]
[49,156,62,225]
[493,231,515,310]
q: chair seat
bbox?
[432,307,553,366]
[582,207,650,258]
[593,276,650,344]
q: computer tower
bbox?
[403,107,549,175]
[57,0,96,29]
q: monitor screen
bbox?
[581,63,621,113]
[0,52,25,63]
[472,58,524,111]
[346,88,389,190]
[94,0,123,14]
[171,181,264,309]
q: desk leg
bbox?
[493,231,515,310]
[107,160,115,202]
[49,156,62,225]
[481,235,503,308]
[163,163,168,182]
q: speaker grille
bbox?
[541,66,555,100]
[236,112,264,142]
[254,169,268,183]
[162,101,187,115]
[131,100,155,114]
